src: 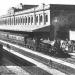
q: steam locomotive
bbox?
[0,31,70,57]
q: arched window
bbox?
[40,15,42,23]
[23,17,25,24]
[9,18,11,25]
[2,20,3,25]
[15,18,17,25]
[10,18,11,25]
[31,16,33,24]
[26,17,27,23]
[24,16,26,24]
[21,17,22,24]
[45,14,48,22]
[6,19,7,25]
[12,18,14,25]
[17,17,20,25]
[18,18,20,24]
[28,17,30,23]
[36,16,38,23]
[5,19,6,24]
[7,19,9,25]
[20,17,21,24]
[3,20,4,24]
[9,18,10,25]
[21,17,24,25]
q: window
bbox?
[40,15,42,23]
[10,18,11,25]
[31,16,33,24]
[2,21,4,24]
[6,19,7,25]
[19,17,21,24]
[15,18,17,25]
[18,17,20,25]
[36,16,38,23]
[23,17,25,24]
[28,17,30,23]
[24,17,26,24]
[5,19,6,24]
[8,19,9,25]
[45,14,48,22]
[21,17,22,24]
[9,18,10,25]
[21,17,24,25]
[26,17,27,23]
[12,18,14,25]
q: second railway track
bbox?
[2,49,52,75]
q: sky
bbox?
[0,0,75,16]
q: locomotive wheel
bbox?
[49,48,52,53]
[24,44,27,47]
[25,45,28,48]
[36,47,40,52]
[28,46,31,49]
[26,45,29,48]
[25,45,27,47]
[31,47,34,50]
[34,47,37,51]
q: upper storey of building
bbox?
[7,3,38,15]
[0,3,50,32]
[0,4,75,32]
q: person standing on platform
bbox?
[54,39,61,53]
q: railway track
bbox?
[3,46,72,75]
[49,56,75,75]
[60,57,75,64]
[2,49,52,75]
[2,53,31,75]
[1,39,75,75]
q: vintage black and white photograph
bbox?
[0,0,75,75]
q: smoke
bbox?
[51,10,75,39]
[52,15,70,39]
